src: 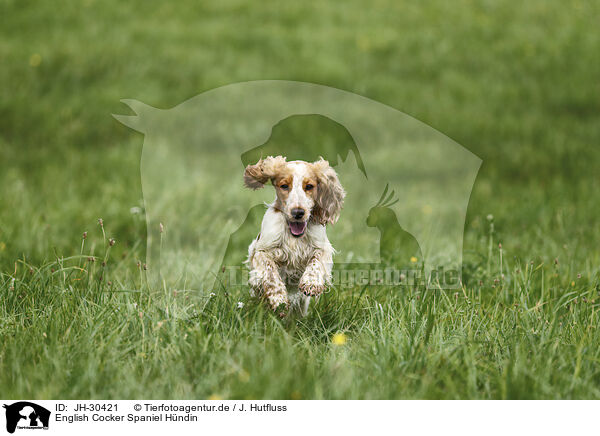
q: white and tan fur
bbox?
[244,156,345,315]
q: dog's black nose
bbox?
[291,208,305,220]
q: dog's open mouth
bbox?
[288,221,307,237]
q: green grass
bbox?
[1,0,600,399]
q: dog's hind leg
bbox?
[300,294,311,317]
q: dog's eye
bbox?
[305,184,314,191]
[280,184,288,190]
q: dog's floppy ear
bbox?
[312,158,346,225]
[244,156,286,190]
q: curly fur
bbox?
[244,156,345,315]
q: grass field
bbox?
[1,0,600,399]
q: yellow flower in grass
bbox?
[29,53,42,67]
[410,256,418,263]
[208,394,222,400]
[332,333,347,346]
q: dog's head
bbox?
[244,156,345,237]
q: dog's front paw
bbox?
[267,293,289,311]
[299,280,326,297]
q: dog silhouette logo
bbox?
[3,402,50,433]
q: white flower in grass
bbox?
[209,292,216,297]
[130,206,142,214]
[237,302,244,309]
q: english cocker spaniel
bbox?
[244,156,345,315]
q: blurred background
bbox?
[1,0,599,277]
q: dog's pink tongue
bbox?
[289,221,307,236]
